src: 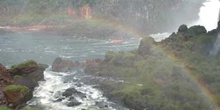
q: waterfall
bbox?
[195,0,220,31]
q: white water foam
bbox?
[28,67,127,110]
[192,0,220,31]
[210,33,220,55]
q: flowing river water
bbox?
[0,0,220,109]
[0,32,139,110]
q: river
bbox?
[0,31,139,110]
[0,0,220,109]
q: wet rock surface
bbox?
[0,60,47,109]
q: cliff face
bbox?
[85,25,220,110]
[0,0,205,35]
[92,0,205,34]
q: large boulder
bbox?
[138,37,155,55]
[10,60,47,82]
[14,77,36,90]
[52,57,81,72]
[0,64,13,86]
[2,85,29,107]
[178,24,188,33]
[62,88,86,98]
[0,90,7,105]
[187,25,207,35]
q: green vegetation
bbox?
[19,107,40,110]
[10,60,38,75]
[0,106,11,110]
[11,60,37,70]
[3,85,29,95]
[0,0,205,34]
[86,25,220,109]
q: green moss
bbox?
[3,85,29,95]
[0,106,11,110]
[19,107,40,110]
[11,60,37,69]
[105,51,115,61]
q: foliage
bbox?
[0,0,205,34]
[19,107,40,110]
[85,25,220,109]
[0,106,11,110]
[11,60,37,70]
[3,85,29,95]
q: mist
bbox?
[1,0,220,110]
[210,33,220,55]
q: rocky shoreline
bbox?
[1,22,220,110]
[0,60,48,110]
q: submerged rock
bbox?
[67,97,81,107]
[62,88,86,98]
[52,57,81,72]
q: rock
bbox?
[67,97,81,107]
[138,37,155,55]
[0,64,13,87]
[62,88,86,98]
[96,102,108,108]
[0,90,8,105]
[187,25,207,35]
[27,66,45,82]
[14,77,36,90]
[10,60,46,82]
[3,85,29,107]
[178,24,188,33]
[85,59,102,67]
[52,57,81,72]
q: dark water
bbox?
[0,31,139,110]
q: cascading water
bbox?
[151,0,220,42]
[194,0,220,31]
[210,33,220,55]
[195,0,220,55]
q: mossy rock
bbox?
[0,106,11,110]
[10,60,39,75]
[11,60,38,70]
[3,85,29,95]
[105,51,115,61]
[138,37,155,55]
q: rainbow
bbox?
[85,17,219,110]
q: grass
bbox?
[0,106,11,110]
